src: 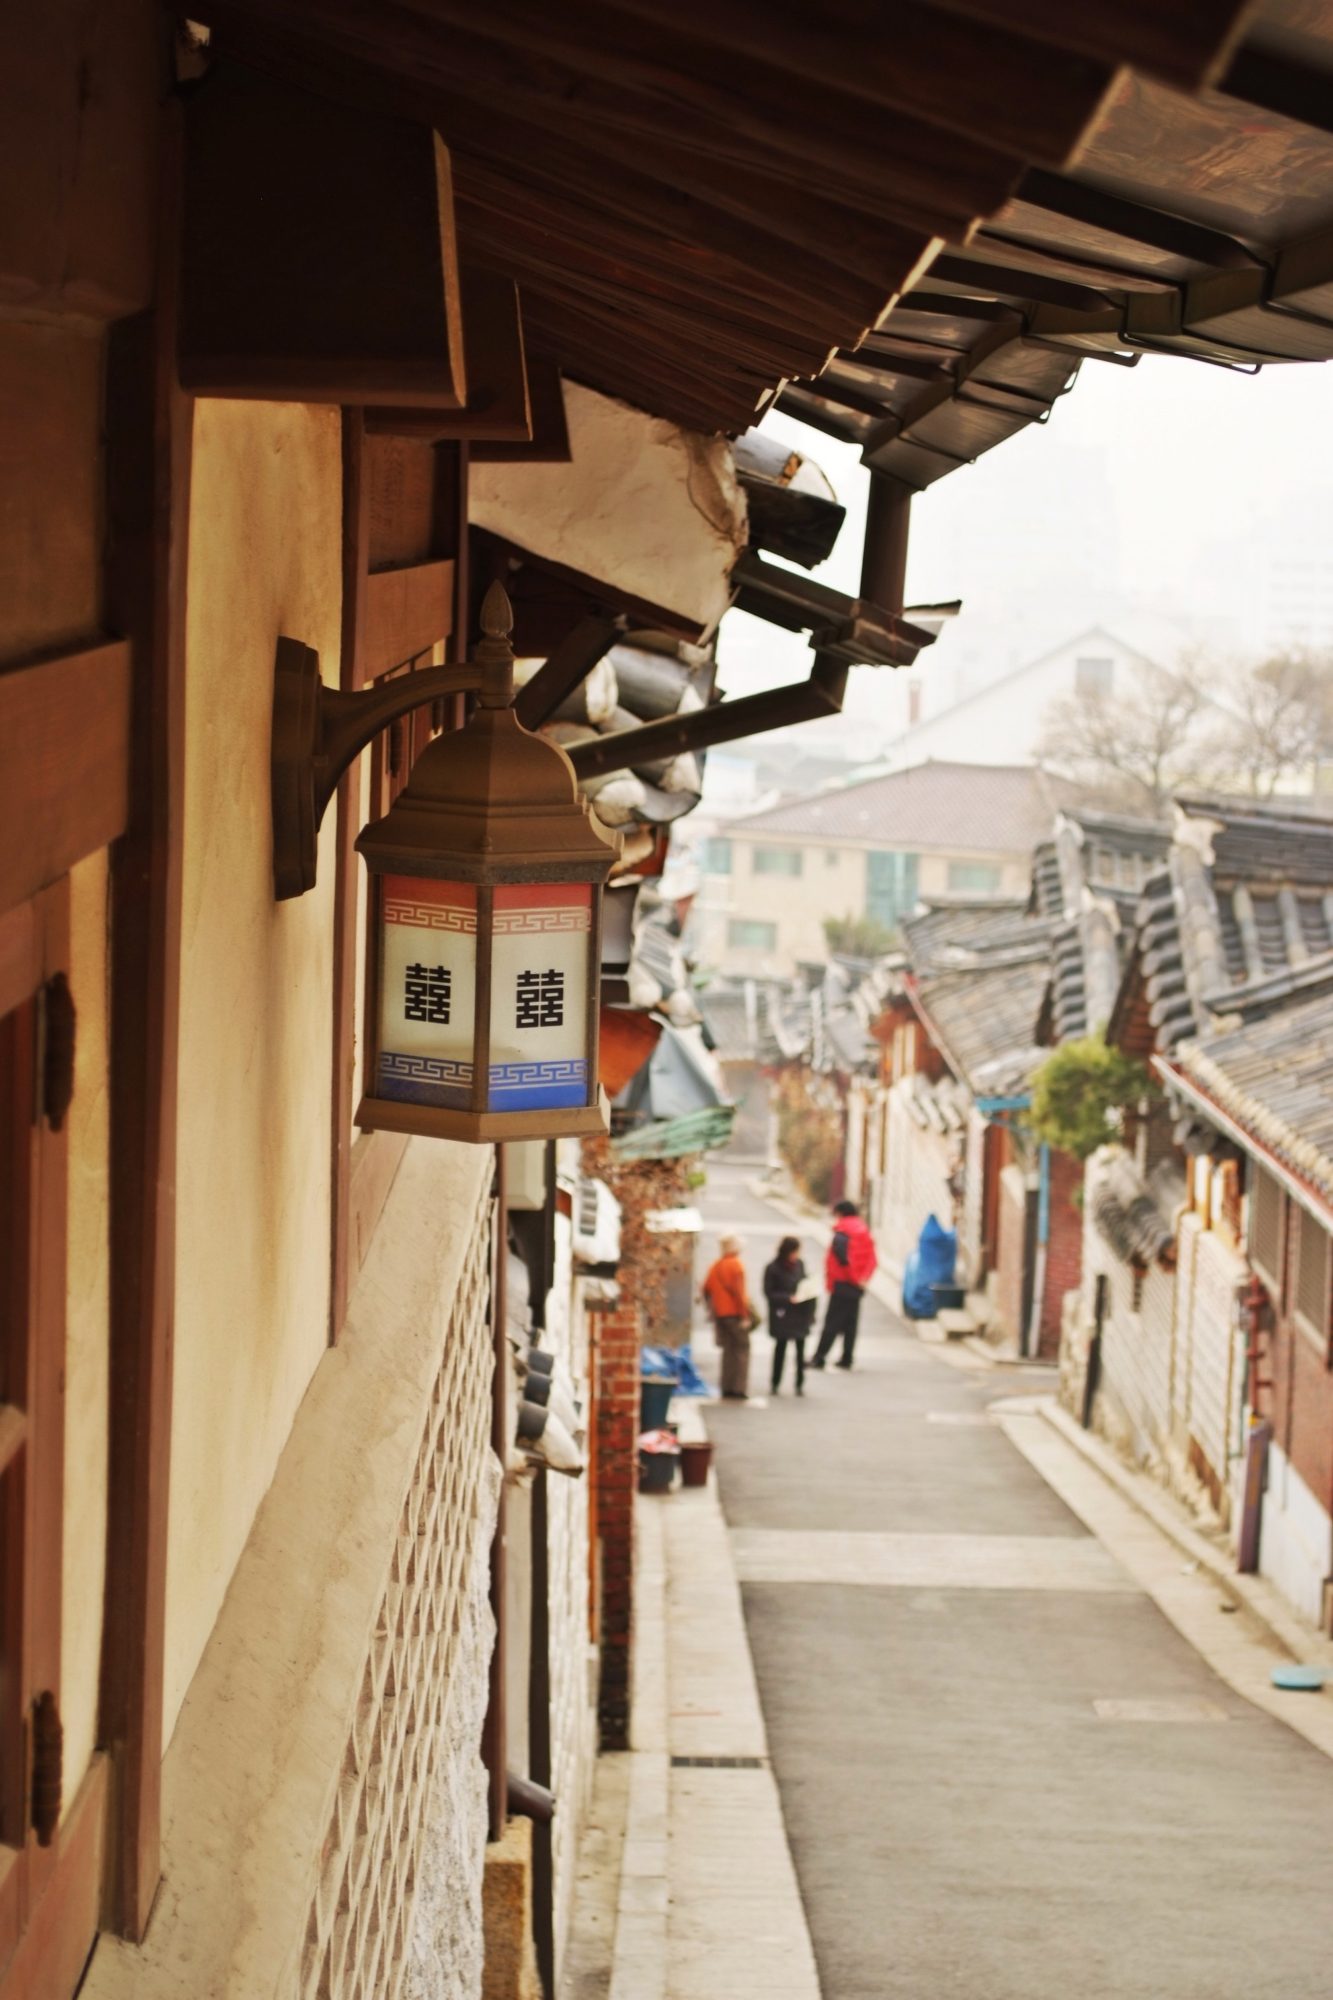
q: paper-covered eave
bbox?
[469,381,748,639]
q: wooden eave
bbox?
[783,10,1333,480]
[200,0,1257,437]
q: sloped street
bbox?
[698,1160,1333,2000]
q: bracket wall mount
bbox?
[270,641,483,899]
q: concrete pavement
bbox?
[582,1417,821,2000]
[695,1160,1333,2000]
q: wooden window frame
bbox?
[946,859,1003,895]
[1291,1202,1333,1357]
[1248,1161,1287,1300]
[727,917,778,951]
[751,845,804,878]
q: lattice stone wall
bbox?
[301,1202,496,2000]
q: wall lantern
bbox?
[355,583,618,1144]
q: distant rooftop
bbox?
[727,760,1075,854]
[1113,793,1333,1059]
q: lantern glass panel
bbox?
[377,875,477,1109]
[489,884,591,1111]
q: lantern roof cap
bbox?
[356,611,618,882]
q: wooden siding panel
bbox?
[0,644,131,919]
[363,559,455,679]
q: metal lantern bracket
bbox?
[272,646,486,900]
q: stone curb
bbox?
[1036,1395,1333,1677]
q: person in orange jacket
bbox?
[701,1233,755,1399]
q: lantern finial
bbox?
[475,580,516,708]
[480,579,512,638]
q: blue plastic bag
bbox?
[639,1342,715,1398]
[902,1214,957,1318]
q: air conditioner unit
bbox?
[572,1176,622,1267]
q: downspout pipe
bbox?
[483,1146,508,1844]
[1024,1142,1051,1361]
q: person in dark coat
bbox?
[763,1236,817,1395]
[810,1200,878,1371]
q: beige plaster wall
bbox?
[469,381,746,636]
[165,398,342,1746]
[63,848,111,1798]
[84,1140,497,2000]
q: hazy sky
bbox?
[716,351,1333,741]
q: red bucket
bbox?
[679,1438,714,1488]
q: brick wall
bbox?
[581,1139,695,1344]
[1039,1148,1084,1359]
[580,1143,699,1747]
[590,1297,641,1750]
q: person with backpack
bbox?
[809,1199,878,1371]
[762,1235,819,1395]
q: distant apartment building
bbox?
[694,761,1070,975]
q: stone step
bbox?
[966,1290,994,1331]
[936,1307,977,1341]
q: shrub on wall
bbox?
[822,913,898,959]
[1028,1035,1156,1163]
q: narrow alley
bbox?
[697,1160,1333,2000]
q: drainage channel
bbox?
[670,1754,766,1768]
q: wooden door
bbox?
[0,884,105,1995]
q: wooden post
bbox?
[101,112,193,1941]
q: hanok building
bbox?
[10,6,1333,1998]
[1081,796,1333,1626]
[861,901,1054,1327]
[845,806,1167,1355]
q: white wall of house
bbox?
[1081,1150,1175,1469]
[879,629,1159,772]
[1256,1438,1333,1628]
[881,1080,957,1290]
[1173,1208,1245,1515]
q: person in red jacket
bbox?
[809,1200,878,1371]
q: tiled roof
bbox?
[1028,807,1169,1045]
[901,899,1035,975]
[1175,978,1333,1203]
[902,900,1056,1094]
[1114,796,1333,1057]
[912,955,1051,1097]
[696,984,755,1065]
[726,761,1074,854]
